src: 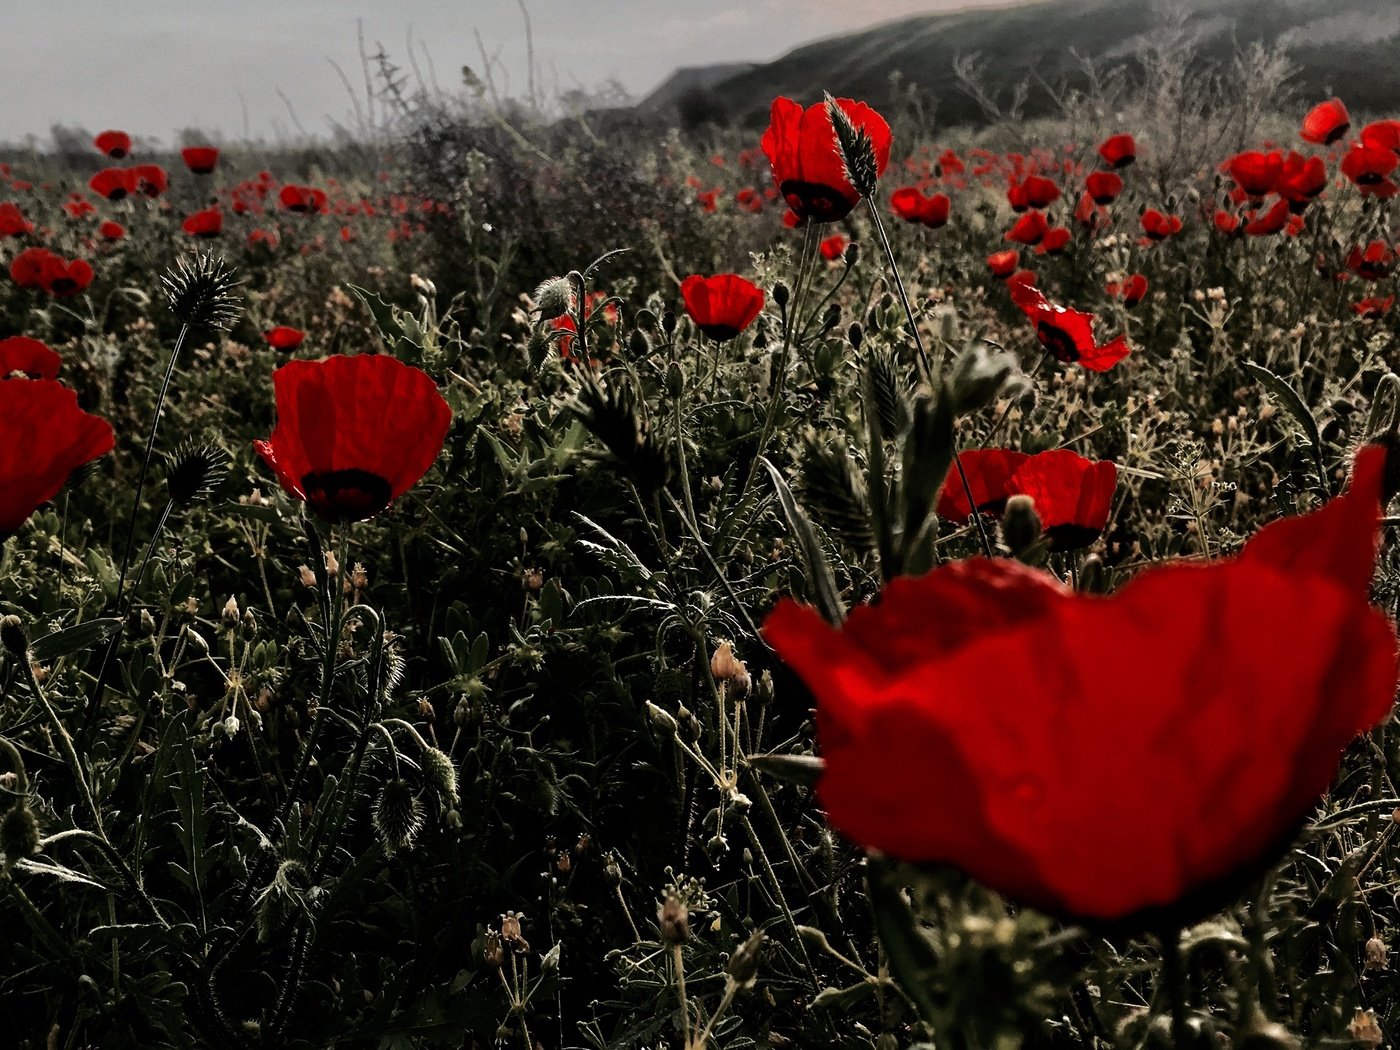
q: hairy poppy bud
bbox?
[726,930,765,989]
[847,322,864,350]
[0,615,27,659]
[1001,494,1042,558]
[661,310,677,336]
[665,361,685,399]
[646,701,678,734]
[372,778,423,853]
[421,746,459,805]
[629,328,650,357]
[1,803,40,866]
[533,276,573,321]
[658,893,690,944]
[843,241,861,267]
[221,596,240,628]
[771,282,789,309]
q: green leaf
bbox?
[898,388,955,574]
[868,860,942,1027]
[746,752,825,787]
[1244,360,1327,490]
[811,980,880,1012]
[761,458,845,625]
[29,617,121,663]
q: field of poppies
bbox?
[5,46,1400,1049]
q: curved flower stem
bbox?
[277,528,349,834]
[865,198,994,559]
[22,653,103,836]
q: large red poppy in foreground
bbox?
[0,380,114,535]
[765,447,1398,924]
[254,354,451,523]
[760,97,891,223]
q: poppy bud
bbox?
[604,851,622,885]
[848,322,864,350]
[665,362,685,399]
[140,609,157,636]
[951,342,1017,414]
[646,701,679,734]
[771,282,789,308]
[1,803,40,867]
[725,929,765,989]
[1366,936,1389,971]
[421,746,459,805]
[0,615,27,659]
[662,310,677,336]
[658,894,690,943]
[222,596,240,628]
[533,276,573,321]
[372,778,423,853]
[1001,494,1042,559]
[629,328,650,357]
[843,241,861,267]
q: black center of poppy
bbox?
[107,189,128,202]
[698,323,741,342]
[1036,321,1079,363]
[780,180,855,224]
[48,277,77,295]
[1355,172,1385,186]
[302,468,393,522]
[1043,523,1103,552]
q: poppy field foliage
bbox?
[7,41,1400,1050]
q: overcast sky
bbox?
[1,0,1016,145]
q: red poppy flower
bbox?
[1005,211,1049,245]
[1347,241,1395,281]
[93,130,131,159]
[0,379,114,535]
[1342,144,1399,186]
[780,208,800,227]
[182,207,223,238]
[1010,280,1131,371]
[0,202,32,238]
[890,187,950,228]
[1361,120,1400,154]
[760,96,892,223]
[1084,171,1123,205]
[1213,209,1242,235]
[1300,98,1350,146]
[63,198,96,219]
[99,220,126,241]
[9,248,53,289]
[253,354,451,523]
[1006,180,1030,213]
[1276,153,1327,210]
[765,446,1398,925]
[132,164,168,197]
[936,449,1029,522]
[1360,178,1400,200]
[680,274,765,341]
[280,184,328,214]
[1243,198,1290,236]
[1097,133,1136,169]
[986,250,1020,279]
[1035,226,1071,255]
[1354,296,1395,318]
[0,337,61,379]
[264,326,306,351]
[819,233,849,261]
[1003,449,1116,550]
[1140,209,1183,241]
[43,255,95,297]
[1224,151,1283,197]
[1019,174,1060,208]
[181,146,220,175]
[1073,191,1108,231]
[90,167,138,201]
[1107,273,1148,307]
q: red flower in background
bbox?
[0,380,114,535]
[1244,198,1291,236]
[936,449,1029,522]
[1214,209,1242,235]
[760,96,892,223]
[1361,120,1400,154]
[99,220,126,241]
[1035,226,1071,255]
[1011,280,1131,371]
[264,326,306,351]
[819,233,849,261]
[1019,174,1061,208]
[93,130,131,159]
[133,164,168,197]
[182,207,223,238]
[890,187,950,228]
[1097,133,1136,168]
[680,274,765,341]
[1085,171,1123,204]
[9,248,53,289]
[64,198,96,219]
[938,448,1116,550]
[280,184,328,214]
[1276,153,1327,210]
[1354,296,1395,318]
[11,249,94,297]
[181,146,220,175]
[0,337,61,379]
[1347,241,1395,280]
[254,354,451,523]
[0,202,33,237]
[1225,151,1283,197]
[1342,144,1399,186]
[90,167,138,201]
[1006,210,1049,245]
[986,250,1019,279]
[1140,208,1183,241]
[1300,98,1350,146]
[765,446,1398,925]
[1107,273,1148,307]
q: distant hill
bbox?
[638,0,1400,129]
